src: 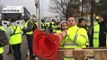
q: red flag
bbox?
[33,29,59,60]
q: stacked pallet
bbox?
[58,48,107,60]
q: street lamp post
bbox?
[35,0,38,18]
[38,0,41,30]
[35,0,41,30]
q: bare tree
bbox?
[50,0,97,19]
[50,0,81,19]
[95,0,107,14]
[66,0,81,18]
[80,0,91,16]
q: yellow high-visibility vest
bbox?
[41,22,45,31]
[93,22,100,47]
[51,22,57,33]
[9,25,22,45]
[24,20,33,34]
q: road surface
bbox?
[3,35,28,60]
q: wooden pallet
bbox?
[38,48,107,60]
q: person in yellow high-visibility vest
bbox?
[23,16,37,60]
[50,19,58,33]
[63,17,88,60]
[41,19,45,31]
[78,18,89,47]
[6,16,22,60]
[90,12,107,47]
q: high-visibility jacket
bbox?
[64,25,88,60]
[93,22,107,47]
[64,25,88,48]
[93,22,99,47]
[0,26,6,54]
[24,20,33,35]
[9,25,22,45]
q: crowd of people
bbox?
[0,12,107,60]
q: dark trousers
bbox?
[11,44,21,60]
[26,35,34,59]
[0,54,3,60]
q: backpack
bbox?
[0,29,8,47]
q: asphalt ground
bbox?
[3,35,28,60]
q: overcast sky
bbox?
[1,0,56,17]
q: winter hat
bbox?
[60,21,67,27]
[78,18,85,23]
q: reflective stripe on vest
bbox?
[80,34,88,45]
[64,27,87,48]
[9,26,22,45]
[0,26,5,54]
[64,43,77,46]
[25,20,33,34]
[93,22,99,48]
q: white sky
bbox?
[1,0,56,17]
